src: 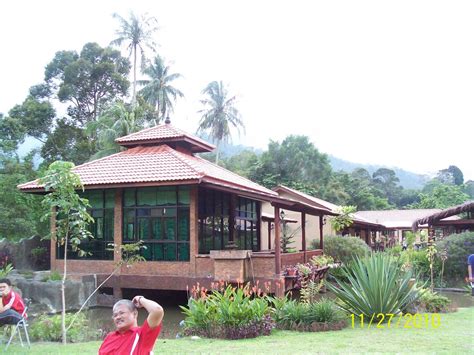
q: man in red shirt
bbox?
[99,295,164,355]
[0,278,26,325]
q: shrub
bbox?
[30,313,100,342]
[311,236,371,264]
[327,253,420,318]
[272,296,346,331]
[437,232,474,281]
[180,283,273,340]
[416,289,452,313]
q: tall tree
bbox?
[437,165,464,186]
[372,168,402,206]
[111,12,159,104]
[248,135,332,194]
[197,81,244,163]
[44,43,130,125]
[138,55,184,123]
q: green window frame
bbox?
[235,197,260,251]
[123,186,190,261]
[57,189,115,260]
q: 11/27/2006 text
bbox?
[350,313,441,329]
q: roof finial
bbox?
[165,116,171,124]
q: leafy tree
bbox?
[371,168,402,206]
[0,153,48,240]
[437,165,464,186]
[221,149,260,177]
[7,96,55,143]
[44,43,130,124]
[197,81,244,163]
[40,161,93,344]
[111,12,159,103]
[463,180,474,199]
[139,55,184,123]
[0,113,25,153]
[41,118,95,166]
[249,135,332,193]
[333,169,391,210]
[411,180,470,208]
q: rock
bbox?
[8,271,97,315]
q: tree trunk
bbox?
[132,45,137,105]
[215,141,220,164]
[62,235,68,345]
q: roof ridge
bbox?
[116,124,182,142]
[164,145,205,178]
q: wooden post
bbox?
[190,186,199,276]
[274,206,281,276]
[319,215,324,251]
[267,221,272,250]
[301,212,306,262]
[113,189,123,265]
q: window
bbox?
[57,189,115,260]
[123,186,190,261]
[235,197,260,251]
[198,189,230,254]
[198,188,260,253]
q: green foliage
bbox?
[272,296,346,330]
[330,205,356,232]
[30,313,99,342]
[436,232,474,280]
[42,270,62,282]
[416,289,451,313]
[311,235,371,264]
[44,43,130,124]
[180,283,272,339]
[309,254,334,268]
[0,153,48,240]
[248,135,332,193]
[411,180,469,209]
[138,55,184,122]
[0,263,14,277]
[327,253,420,318]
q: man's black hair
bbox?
[0,278,11,286]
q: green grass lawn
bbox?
[6,307,474,354]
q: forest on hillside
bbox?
[1,12,472,241]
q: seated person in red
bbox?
[99,295,164,355]
[0,278,26,325]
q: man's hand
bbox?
[132,295,164,329]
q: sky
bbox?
[1,0,473,181]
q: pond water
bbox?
[439,291,474,308]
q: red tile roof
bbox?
[18,144,278,198]
[115,124,215,153]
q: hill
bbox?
[328,155,429,190]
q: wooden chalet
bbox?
[19,121,335,297]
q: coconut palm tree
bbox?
[111,12,159,104]
[197,81,244,164]
[86,101,145,159]
[138,55,184,124]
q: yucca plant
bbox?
[327,253,420,319]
